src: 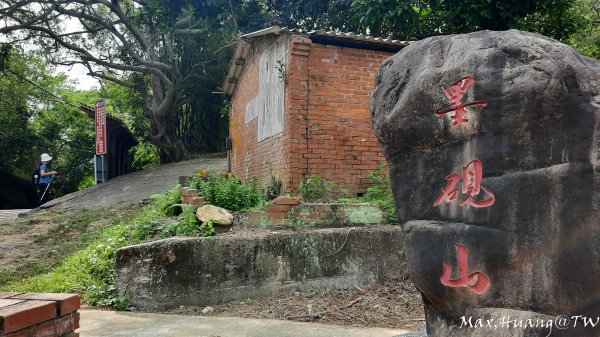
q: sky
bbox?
[57,63,101,91]
[0,7,100,90]
[56,18,101,91]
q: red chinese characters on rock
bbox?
[441,244,490,294]
[433,79,493,295]
[435,75,488,126]
[434,159,495,208]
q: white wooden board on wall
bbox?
[245,36,288,142]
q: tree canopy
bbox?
[350,0,585,41]
[1,0,236,162]
[569,0,600,59]
[0,46,95,198]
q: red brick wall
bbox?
[285,36,312,192]
[303,42,391,195]
[229,34,393,195]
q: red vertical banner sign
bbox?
[95,99,107,155]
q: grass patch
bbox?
[0,185,215,310]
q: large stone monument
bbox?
[371,30,600,336]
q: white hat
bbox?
[41,153,52,162]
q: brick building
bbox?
[223,26,407,195]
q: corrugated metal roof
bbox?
[223,26,410,96]
[241,26,409,48]
[308,29,409,48]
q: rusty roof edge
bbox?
[223,26,412,97]
[241,25,286,39]
[223,40,250,97]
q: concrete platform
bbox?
[78,310,412,337]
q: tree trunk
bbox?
[149,100,191,163]
[147,71,191,163]
[151,125,189,163]
[149,109,191,163]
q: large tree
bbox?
[1,0,228,162]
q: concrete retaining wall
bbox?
[116,225,405,310]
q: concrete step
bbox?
[0,209,31,222]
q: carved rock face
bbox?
[371,30,600,336]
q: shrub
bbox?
[175,205,199,235]
[199,219,216,237]
[339,165,397,222]
[150,185,182,216]
[298,174,346,202]
[189,173,262,211]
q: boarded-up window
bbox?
[245,36,288,142]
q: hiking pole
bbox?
[39,175,54,204]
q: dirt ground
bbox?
[165,278,425,331]
[0,208,125,283]
[0,216,53,270]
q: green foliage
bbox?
[274,60,287,83]
[189,174,263,211]
[1,206,160,308]
[97,81,161,170]
[339,165,397,223]
[245,0,355,31]
[361,165,397,222]
[219,100,231,118]
[150,185,182,216]
[78,175,96,191]
[0,209,113,286]
[1,0,592,167]
[298,174,345,202]
[0,47,95,200]
[130,142,161,171]
[199,219,217,237]
[0,47,40,177]
[173,19,231,156]
[350,0,583,41]
[568,0,600,59]
[512,0,586,41]
[287,208,311,227]
[152,204,213,237]
[86,284,131,310]
[178,204,199,230]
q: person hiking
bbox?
[38,153,58,205]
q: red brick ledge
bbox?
[0,293,80,337]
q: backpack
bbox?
[32,165,42,185]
